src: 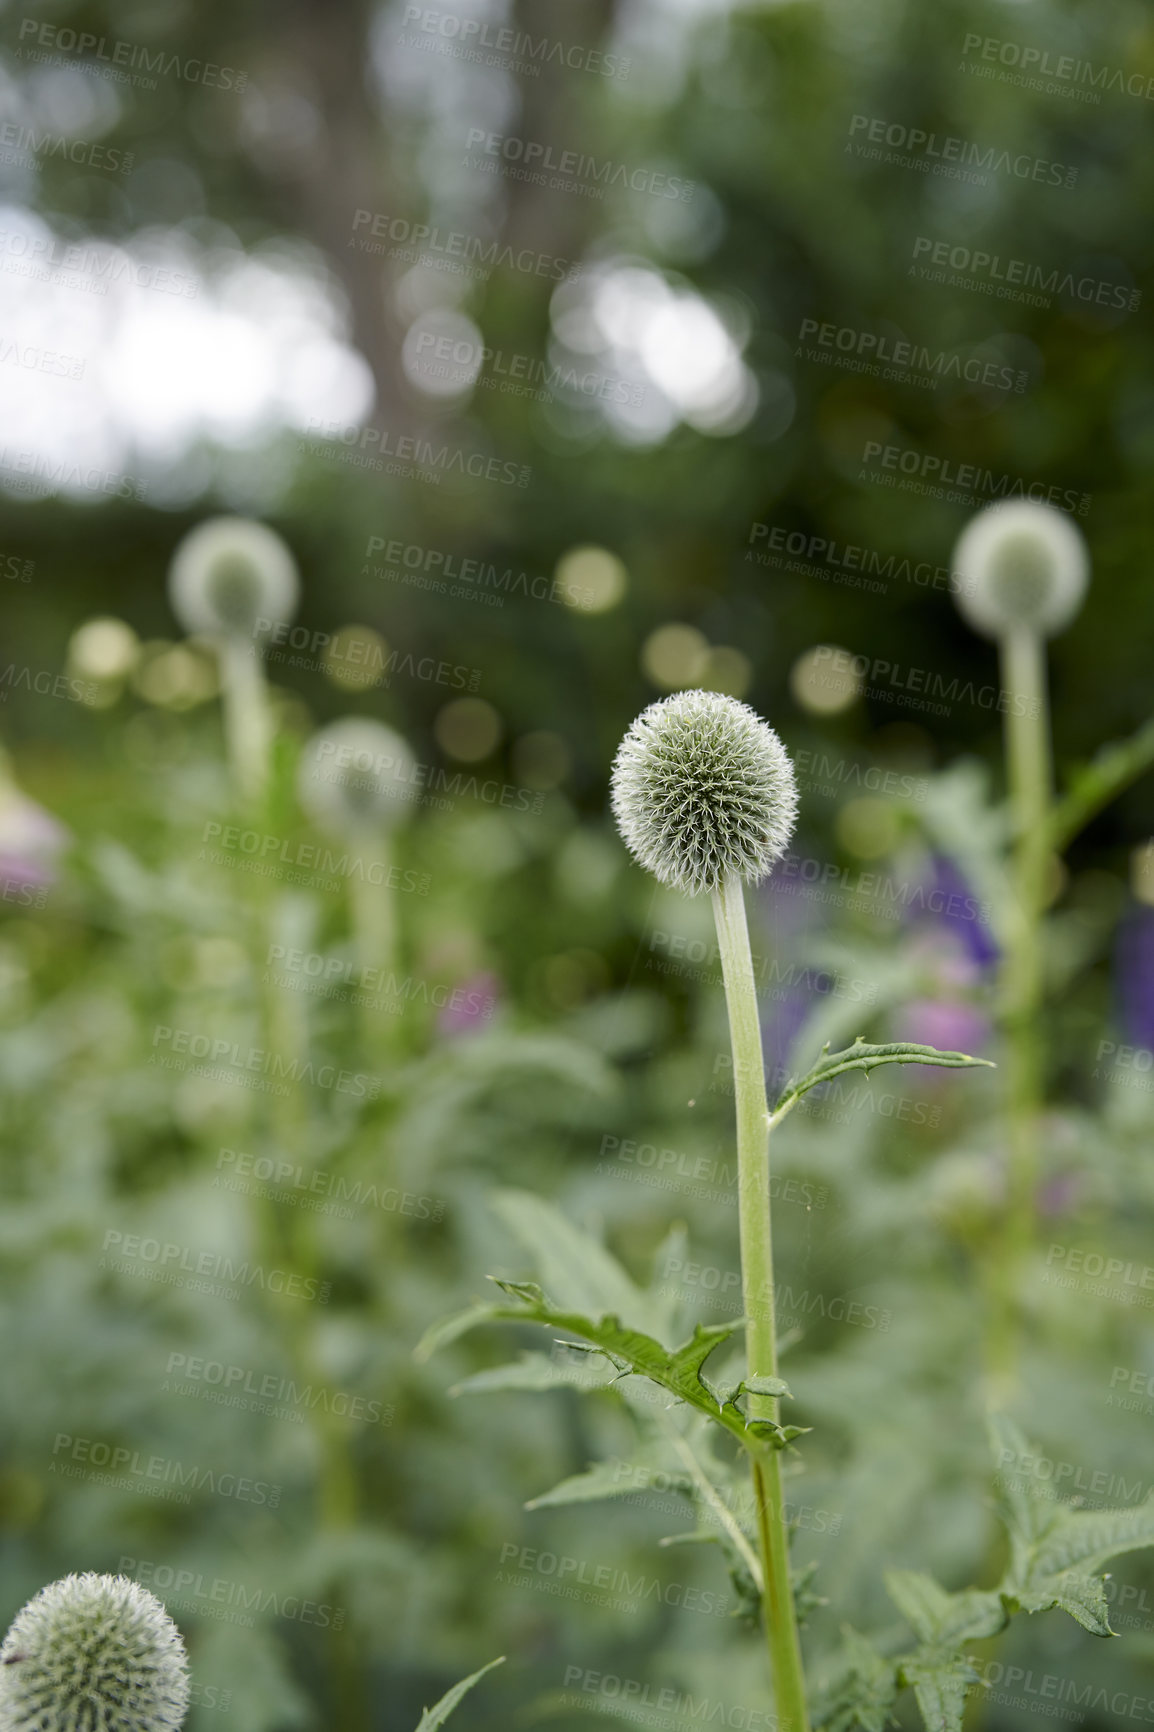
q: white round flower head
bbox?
[298,717,418,836]
[952,500,1089,638]
[611,689,798,896]
[168,517,299,640]
[0,1573,190,1732]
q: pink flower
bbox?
[438,971,500,1037]
[0,778,68,891]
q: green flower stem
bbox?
[992,626,1051,1389]
[711,872,809,1732]
[220,637,271,802]
[349,837,397,1052]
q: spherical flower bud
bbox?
[298,717,417,836]
[611,689,797,896]
[0,1573,190,1731]
[952,500,1089,638]
[168,517,299,641]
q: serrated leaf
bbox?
[814,1626,898,1732]
[900,1650,978,1732]
[742,1374,794,1398]
[449,1351,610,1398]
[492,1190,667,1334]
[713,1372,799,1442]
[1005,1573,1113,1637]
[770,1038,993,1125]
[1049,716,1154,852]
[421,1282,797,1450]
[414,1303,511,1362]
[526,1458,658,1511]
[414,1657,504,1732]
[989,1416,1154,1637]
[885,1572,1006,1645]
[1031,1500,1154,1578]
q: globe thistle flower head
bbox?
[298,717,418,837]
[168,517,299,641]
[0,1573,190,1731]
[952,500,1088,638]
[611,690,797,896]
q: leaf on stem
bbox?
[989,1413,1154,1636]
[770,1038,994,1126]
[812,1627,898,1732]
[898,1650,982,1732]
[1048,716,1154,853]
[419,1280,803,1448]
[525,1458,668,1511]
[884,1571,1005,1645]
[414,1657,504,1731]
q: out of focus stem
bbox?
[991,626,1051,1396]
[220,637,271,802]
[712,873,809,1732]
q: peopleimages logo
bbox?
[747,521,973,598]
[796,317,1028,395]
[464,129,695,202]
[16,19,248,91]
[164,1351,391,1427]
[961,33,1154,103]
[909,236,1140,314]
[847,114,1078,188]
[52,1434,281,1507]
[100,1227,332,1304]
[364,535,587,609]
[399,7,630,81]
[119,1558,344,1631]
[861,439,1090,517]
[350,208,583,285]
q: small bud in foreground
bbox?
[611,689,797,896]
[0,1573,190,1731]
[952,500,1089,638]
[168,516,299,640]
[298,717,417,836]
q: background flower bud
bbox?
[298,716,418,836]
[0,1573,190,1731]
[168,516,300,641]
[610,688,797,896]
[952,500,1089,639]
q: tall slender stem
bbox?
[220,637,271,802]
[991,626,1051,1393]
[711,873,809,1732]
[348,835,396,1056]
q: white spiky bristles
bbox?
[168,517,299,641]
[952,500,1089,638]
[0,1574,190,1732]
[298,718,418,836]
[611,690,798,897]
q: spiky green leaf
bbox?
[419,1282,799,1450]
[526,1459,657,1511]
[415,1657,504,1732]
[885,1572,1005,1645]
[770,1038,993,1125]
[899,1650,980,1732]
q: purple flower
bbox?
[1116,903,1154,1054]
[438,971,500,1037]
[894,998,990,1062]
[917,855,998,966]
[0,780,68,892]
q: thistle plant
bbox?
[612,691,808,1720]
[168,516,300,803]
[422,690,1014,1728]
[0,1574,189,1731]
[951,501,1089,1387]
